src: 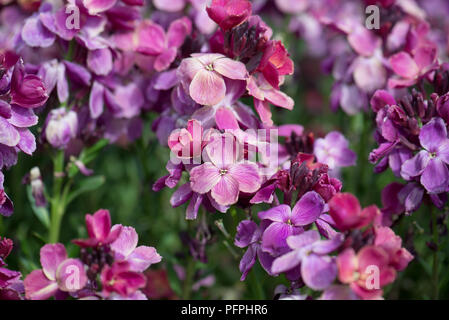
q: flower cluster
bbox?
[23,209,161,300]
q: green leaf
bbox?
[26,186,50,229]
[67,175,105,205]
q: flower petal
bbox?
[40,243,68,281]
[301,254,337,290]
[291,191,324,226]
[189,163,221,194]
[211,174,239,206]
[228,162,261,193]
[189,69,226,106]
[421,158,449,194]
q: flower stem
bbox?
[48,151,65,243]
[431,206,439,300]
[182,256,196,300]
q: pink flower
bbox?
[135,17,192,72]
[110,225,162,272]
[100,261,146,298]
[374,227,413,271]
[328,193,379,232]
[189,133,261,206]
[247,73,294,126]
[388,45,438,88]
[24,244,87,300]
[337,246,397,300]
[73,209,122,248]
[168,119,204,160]
[257,41,294,89]
[206,0,252,31]
[178,53,248,106]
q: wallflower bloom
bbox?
[206,0,252,31]
[314,131,356,170]
[135,17,192,72]
[100,261,146,298]
[401,117,449,194]
[178,53,248,106]
[73,209,122,248]
[0,237,22,300]
[110,226,162,272]
[189,133,261,206]
[328,193,379,231]
[24,244,87,300]
[272,230,342,290]
[258,191,325,255]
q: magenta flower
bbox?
[73,209,123,248]
[168,119,204,160]
[110,225,162,272]
[314,131,356,170]
[328,193,379,232]
[388,45,438,88]
[206,0,252,31]
[24,244,87,300]
[272,230,342,290]
[135,17,192,72]
[258,191,325,255]
[0,237,22,300]
[10,66,48,109]
[189,133,261,206]
[401,118,449,194]
[43,107,78,149]
[178,53,248,106]
[100,261,146,298]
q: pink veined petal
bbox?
[421,158,449,194]
[258,204,291,223]
[215,107,239,130]
[301,254,337,290]
[167,17,192,48]
[135,21,166,55]
[254,99,273,126]
[211,174,239,206]
[177,57,205,84]
[400,150,430,180]
[24,270,59,300]
[83,0,117,15]
[205,133,238,168]
[189,69,226,106]
[8,106,38,128]
[389,52,419,79]
[110,226,138,260]
[154,47,177,72]
[414,45,436,72]
[213,57,248,80]
[347,27,380,57]
[189,163,221,194]
[228,162,261,193]
[55,259,87,292]
[271,249,302,274]
[263,89,294,110]
[419,117,448,153]
[127,246,162,272]
[291,191,324,226]
[336,248,358,284]
[40,243,68,281]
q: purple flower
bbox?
[234,220,275,281]
[43,107,78,149]
[189,133,261,206]
[401,118,449,193]
[24,244,87,300]
[110,225,162,272]
[0,237,22,300]
[272,230,342,290]
[314,131,356,170]
[258,191,325,255]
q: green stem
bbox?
[249,269,265,300]
[431,206,439,300]
[182,257,196,300]
[48,151,65,243]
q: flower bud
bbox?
[44,107,78,149]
